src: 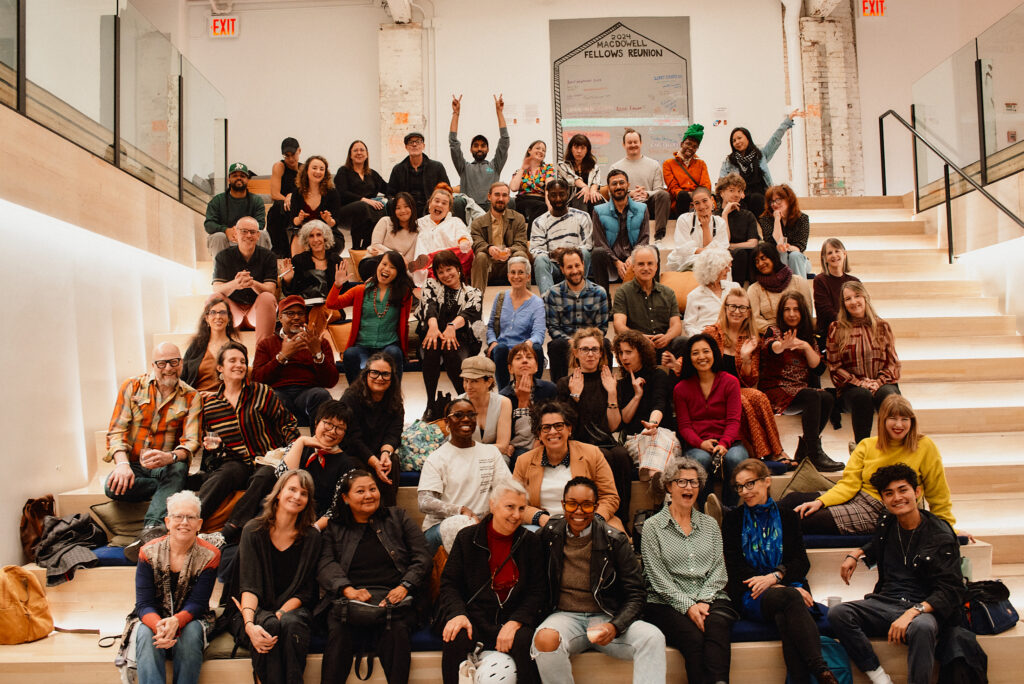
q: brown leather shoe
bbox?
[817,670,840,684]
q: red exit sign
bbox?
[209,15,239,38]
[862,0,885,16]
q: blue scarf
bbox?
[740,498,783,573]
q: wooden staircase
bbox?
[14,195,1024,683]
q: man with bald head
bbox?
[105,342,201,557]
[211,215,279,342]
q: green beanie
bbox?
[683,123,704,144]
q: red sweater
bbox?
[325,283,412,353]
[252,334,339,389]
[673,372,742,449]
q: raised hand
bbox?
[494,93,504,113]
[568,368,584,396]
[452,94,462,115]
[630,371,645,397]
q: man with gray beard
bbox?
[104,342,201,558]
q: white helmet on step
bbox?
[474,650,516,683]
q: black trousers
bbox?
[232,606,312,684]
[323,606,414,684]
[785,387,835,441]
[193,459,253,520]
[338,200,385,250]
[778,491,839,535]
[730,246,757,286]
[225,465,277,532]
[673,189,693,216]
[598,444,633,524]
[515,194,547,235]
[759,587,829,684]
[742,192,766,218]
[842,383,900,443]
[645,599,736,684]
[441,625,538,684]
[421,344,469,399]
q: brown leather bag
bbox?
[20,495,54,560]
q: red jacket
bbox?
[325,283,412,353]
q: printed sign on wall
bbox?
[209,15,239,38]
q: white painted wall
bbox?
[856,0,1023,196]
[0,199,194,564]
[176,0,792,188]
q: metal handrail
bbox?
[879,108,1024,263]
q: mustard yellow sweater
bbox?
[818,435,955,527]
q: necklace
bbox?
[897,523,918,566]
[371,285,391,319]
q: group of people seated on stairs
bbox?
[104,102,990,684]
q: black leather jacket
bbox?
[862,509,964,625]
[316,507,432,613]
[539,515,646,636]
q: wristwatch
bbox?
[276,352,289,365]
[911,603,926,615]
[312,351,325,364]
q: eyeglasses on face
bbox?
[238,228,260,236]
[153,358,182,369]
[207,309,229,318]
[725,304,750,312]
[168,513,199,523]
[540,422,567,433]
[281,309,306,318]
[577,346,601,355]
[562,500,596,513]
[733,477,766,494]
[670,478,701,489]
[448,411,478,422]
[320,421,346,434]
[367,369,392,380]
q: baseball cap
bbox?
[228,162,250,176]
[281,137,299,155]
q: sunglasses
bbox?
[562,501,596,514]
[153,358,182,369]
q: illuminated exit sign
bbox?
[862,0,884,16]
[209,15,239,38]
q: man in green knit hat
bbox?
[663,123,712,218]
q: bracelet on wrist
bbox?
[845,554,861,563]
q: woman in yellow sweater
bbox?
[781,394,953,535]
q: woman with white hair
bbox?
[281,220,344,301]
[127,490,219,684]
[437,477,545,684]
[642,456,737,684]
[486,255,546,390]
[683,248,737,337]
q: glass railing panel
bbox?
[0,0,16,108]
[118,1,180,197]
[24,0,117,160]
[977,3,1024,187]
[181,56,226,213]
[911,39,980,209]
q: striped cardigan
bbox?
[201,381,299,464]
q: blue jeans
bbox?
[424,523,442,558]
[135,620,204,684]
[532,611,666,684]
[779,250,812,278]
[684,444,749,507]
[533,248,592,294]
[104,460,188,528]
[490,342,544,391]
[341,344,404,384]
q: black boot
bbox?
[421,394,436,422]
[794,436,810,462]
[809,437,845,472]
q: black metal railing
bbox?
[879,109,1024,264]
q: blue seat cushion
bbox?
[399,471,421,487]
[411,626,443,651]
[93,545,130,566]
[731,602,834,642]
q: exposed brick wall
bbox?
[799,2,865,196]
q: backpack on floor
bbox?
[0,565,54,644]
[786,636,852,684]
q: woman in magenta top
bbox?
[673,333,749,507]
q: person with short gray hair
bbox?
[130,489,219,684]
[642,456,737,684]
[487,256,547,389]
